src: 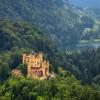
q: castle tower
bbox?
[37,52,43,61]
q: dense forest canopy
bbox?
[0,76,100,100]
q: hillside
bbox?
[0,19,100,100]
[69,0,100,8]
[0,19,56,53]
[0,19,100,85]
[0,19,58,81]
[0,0,100,50]
[0,76,100,99]
[84,8,100,20]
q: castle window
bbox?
[35,64,37,67]
[37,62,40,65]
[39,71,43,77]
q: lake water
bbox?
[77,42,100,48]
[66,42,100,51]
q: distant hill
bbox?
[69,0,100,8]
[84,8,100,20]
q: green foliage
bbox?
[0,76,99,100]
[0,19,56,53]
[0,52,11,81]
[19,63,27,76]
[64,48,100,84]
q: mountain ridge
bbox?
[69,0,100,8]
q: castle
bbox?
[12,52,50,79]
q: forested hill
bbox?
[0,0,100,50]
[0,19,100,85]
[84,8,100,20]
[0,19,58,81]
[69,0,100,8]
[0,19,56,53]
